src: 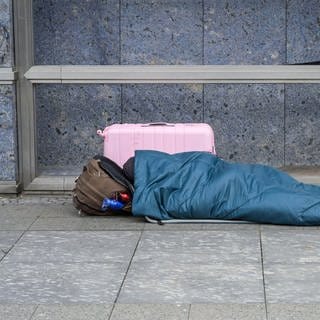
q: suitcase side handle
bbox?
[97,129,105,137]
[97,128,110,139]
[141,122,175,127]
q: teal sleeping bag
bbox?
[132,150,320,225]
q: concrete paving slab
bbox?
[261,225,320,231]
[25,203,78,218]
[0,231,23,253]
[0,304,37,320]
[0,216,37,231]
[119,260,264,303]
[264,263,320,303]
[4,231,141,263]
[267,303,320,320]
[144,222,259,231]
[118,231,264,303]
[0,262,127,303]
[110,304,189,320]
[261,229,320,264]
[29,216,145,231]
[32,304,113,320]
[14,199,133,220]
[0,204,43,218]
[189,303,266,320]
[134,230,261,264]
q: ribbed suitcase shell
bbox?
[97,123,216,167]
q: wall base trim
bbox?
[24,176,77,193]
[25,65,320,84]
[0,181,22,194]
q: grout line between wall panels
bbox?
[285,0,288,64]
[202,83,205,122]
[120,84,123,123]
[202,0,205,122]
[119,0,123,124]
[119,0,122,65]
[202,0,205,65]
[283,83,286,166]
[284,0,288,165]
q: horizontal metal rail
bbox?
[24,65,320,83]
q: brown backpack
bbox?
[73,155,134,215]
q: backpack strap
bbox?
[93,155,134,194]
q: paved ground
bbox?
[1,196,320,319]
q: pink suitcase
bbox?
[97,123,216,167]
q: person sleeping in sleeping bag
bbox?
[122,150,320,226]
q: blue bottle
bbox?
[101,197,125,211]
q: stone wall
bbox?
[32,1,320,175]
[35,82,320,174]
[33,0,320,65]
[1,1,319,182]
[0,0,16,181]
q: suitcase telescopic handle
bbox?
[142,122,174,127]
[97,122,175,139]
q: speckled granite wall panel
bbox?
[33,0,56,64]
[121,0,202,64]
[287,0,320,64]
[32,0,320,66]
[0,0,12,66]
[285,84,320,166]
[0,85,16,180]
[204,84,284,166]
[122,84,203,123]
[33,0,120,64]
[204,0,286,64]
[35,85,121,175]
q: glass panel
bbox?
[122,84,203,122]
[204,0,286,64]
[287,0,320,64]
[33,0,120,65]
[121,0,203,64]
[204,84,285,166]
[35,84,121,175]
[285,84,320,166]
[0,85,16,180]
[35,83,203,174]
[0,0,13,67]
[33,0,320,65]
